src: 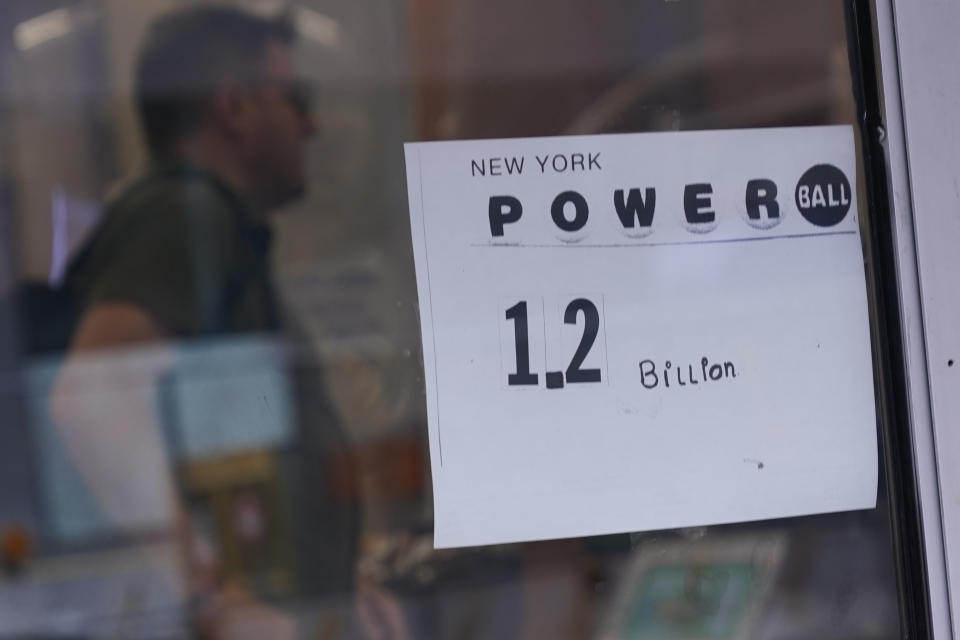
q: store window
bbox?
[0,1,919,638]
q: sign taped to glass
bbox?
[404,126,877,548]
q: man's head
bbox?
[135,6,316,210]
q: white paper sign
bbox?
[405,126,877,548]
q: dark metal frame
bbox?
[845,0,934,636]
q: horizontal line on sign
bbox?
[471,230,856,249]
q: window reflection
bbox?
[0,1,899,638]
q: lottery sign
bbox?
[405,126,877,548]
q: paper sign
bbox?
[405,126,877,548]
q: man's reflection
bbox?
[49,6,346,638]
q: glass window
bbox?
[0,1,917,638]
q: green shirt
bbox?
[69,165,278,338]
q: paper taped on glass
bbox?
[404,126,877,549]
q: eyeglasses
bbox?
[251,78,315,116]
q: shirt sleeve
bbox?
[84,182,240,337]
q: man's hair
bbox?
[135,5,296,158]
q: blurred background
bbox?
[0,0,901,638]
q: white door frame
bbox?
[874,0,957,636]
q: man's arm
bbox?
[50,302,177,531]
[50,184,238,528]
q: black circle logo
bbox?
[795,164,852,227]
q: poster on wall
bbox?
[404,125,877,548]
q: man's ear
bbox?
[207,81,255,138]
